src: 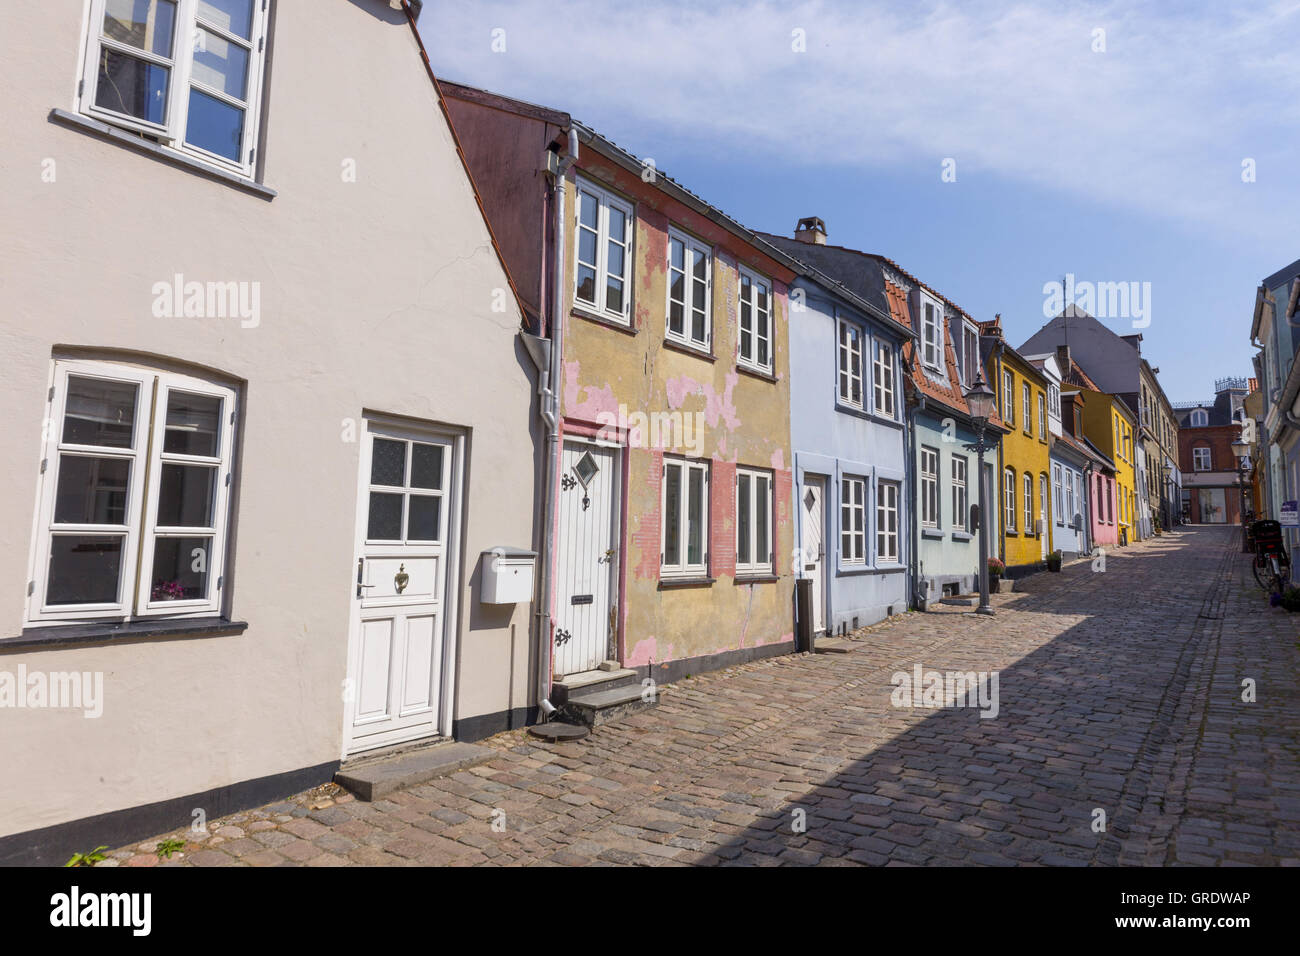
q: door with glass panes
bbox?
[345,420,459,755]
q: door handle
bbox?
[356,557,377,598]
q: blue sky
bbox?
[419,0,1300,402]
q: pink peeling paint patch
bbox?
[770,448,785,471]
[564,360,619,422]
[626,636,664,668]
[663,372,741,431]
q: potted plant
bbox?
[987,557,1005,593]
[1046,550,1062,572]
[151,580,185,601]
[1279,585,1300,612]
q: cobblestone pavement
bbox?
[103,526,1300,866]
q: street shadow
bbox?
[649,527,1243,865]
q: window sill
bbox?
[834,402,903,428]
[921,527,944,539]
[49,109,275,200]
[734,572,778,583]
[658,576,715,590]
[1006,530,1019,537]
[951,531,973,541]
[572,306,637,335]
[737,363,778,384]
[2,616,248,652]
[663,337,715,362]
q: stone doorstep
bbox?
[814,637,856,654]
[334,741,495,802]
[569,682,659,727]
[553,667,639,694]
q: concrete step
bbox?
[552,667,639,705]
[568,682,658,727]
[335,741,494,801]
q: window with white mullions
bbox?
[365,437,447,544]
[1053,463,1063,524]
[736,467,773,574]
[873,340,895,417]
[1004,467,1016,531]
[79,0,270,176]
[574,179,634,323]
[28,361,238,625]
[840,476,865,565]
[952,455,968,532]
[662,458,709,577]
[838,318,862,408]
[876,481,899,562]
[667,230,711,348]
[1024,472,1034,533]
[738,268,772,373]
[920,297,942,369]
[1002,370,1015,427]
[920,446,940,528]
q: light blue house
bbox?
[760,220,914,633]
[1026,351,1091,558]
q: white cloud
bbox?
[420,0,1300,241]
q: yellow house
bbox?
[985,322,1054,572]
[1074,381,1138,547]
[1110,400,1139,544]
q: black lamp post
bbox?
[1160,461,1171,531]
[1232,437,1251,552]
[964,371,998,616]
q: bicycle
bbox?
[1250,519,1290,593]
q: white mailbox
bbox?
[481,547,537,604]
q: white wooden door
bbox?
[1039,474,1049,558]
[344,422,458,756]
[801,477,826,633]
[554,441,619,676]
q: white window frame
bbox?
[952,455,968,533]
[1002,370,1015,427]
[876,481,899,563]
[77,0,271,178]
[1193,446,1212,471]
[27,359,237,625]
[920,446,940,528]
[840,476,866,565]
[920,296,943,370]
[1024,472,1034,534]
[574,178,634,324]
[1004,467,1016,532]
[738,266,773,373]
[961,321,980,387]
[1190,408,1208,427]
[1037,392,1046,439]
[1067,471,1077,527]
[735,466,773,575]
[837,317,863,409]
[873,339,896,418]
[666,227,712,349]
[1048,384,1061,419]
[1053,463,1064,525]
[660,457,709,578]
[1022,382,1032,435]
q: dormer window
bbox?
[1190,409,1208,427]
[920,295,943,370]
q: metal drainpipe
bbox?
[534,127,579,716]
[907,393,923,608]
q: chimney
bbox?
[1056,344,1071,375]
[794,216,827,245]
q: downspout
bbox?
[907,392,923,609]
[534,127,580,717]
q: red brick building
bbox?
[1178,423,1248,523]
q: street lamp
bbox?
[963,370,998,616]
[1160,461,1172,531]
[1232,437,1251,552]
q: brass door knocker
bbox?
[394,563,409,594]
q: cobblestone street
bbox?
[106,526,1300,866]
